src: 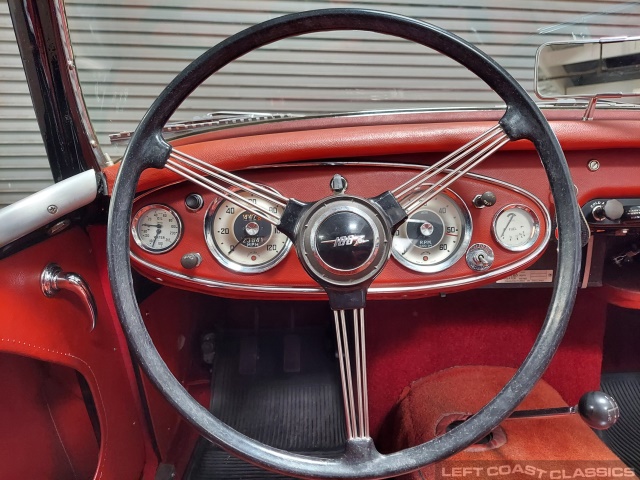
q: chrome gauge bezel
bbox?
[131,204,183,254]
[391,188,472,273]
[492,204,540,252]
[204,186,293,274]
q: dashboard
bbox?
[110,111,640,302]
[129,162,550,300]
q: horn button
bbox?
[316,212,375,271]
[297,197,391,288]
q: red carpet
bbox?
[388,366,632,480]
[366,289,607,439]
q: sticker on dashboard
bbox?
[496,270,553,284]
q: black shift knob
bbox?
[578,391,620,430]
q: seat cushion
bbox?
[387,366,632,480]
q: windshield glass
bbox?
[64,1,640,159]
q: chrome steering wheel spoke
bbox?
[392,124,510,215]
[166,148,288,226]
[334,308,369,440]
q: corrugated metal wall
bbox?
[0,3,53,209]
[2,1,640,208]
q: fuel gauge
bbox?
[492,205,539,251]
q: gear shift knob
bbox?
[507,390,619,431]
[578,391,620,430]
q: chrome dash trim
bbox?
[0,170,98,248]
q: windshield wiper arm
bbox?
[109,111,301,144]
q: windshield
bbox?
[64,1,640,160]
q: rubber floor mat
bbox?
[186,329,346,480]
[599,372,640,472]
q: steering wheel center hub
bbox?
[297,196,391,288]
[315,211,375,271]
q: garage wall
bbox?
[2,0,640,208]
[0,3,53,209]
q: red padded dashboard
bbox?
[104,110,640,301]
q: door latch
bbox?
[41,263,97,331]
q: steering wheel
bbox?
[107,9,581,479]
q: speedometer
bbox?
[204,188,292,273]
[391,189,472,273]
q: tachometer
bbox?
[204,188,292,273]
[132,204,182,253]
[392,189,472,273]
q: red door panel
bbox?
[0,227,149,479]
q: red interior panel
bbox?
[0,354,98,479]
[103,116,640,195]
[0,228,149,479]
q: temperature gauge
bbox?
[492,205,540,251]
[132,204,182,253]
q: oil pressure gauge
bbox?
[205,188,292,273]
[492,205,540,251]
[132,204,182,253]
[392,189,472,273]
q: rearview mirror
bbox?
[535,37,640,99]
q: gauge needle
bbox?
[151,228,161,247]
[501,213,516,238]
[402,241,415,255]
[142,223,162,228]
[228,235,246,255]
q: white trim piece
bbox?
[0,170,98,248]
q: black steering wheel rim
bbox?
[107,9,582,479]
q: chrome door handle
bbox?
[41,263,97,331]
